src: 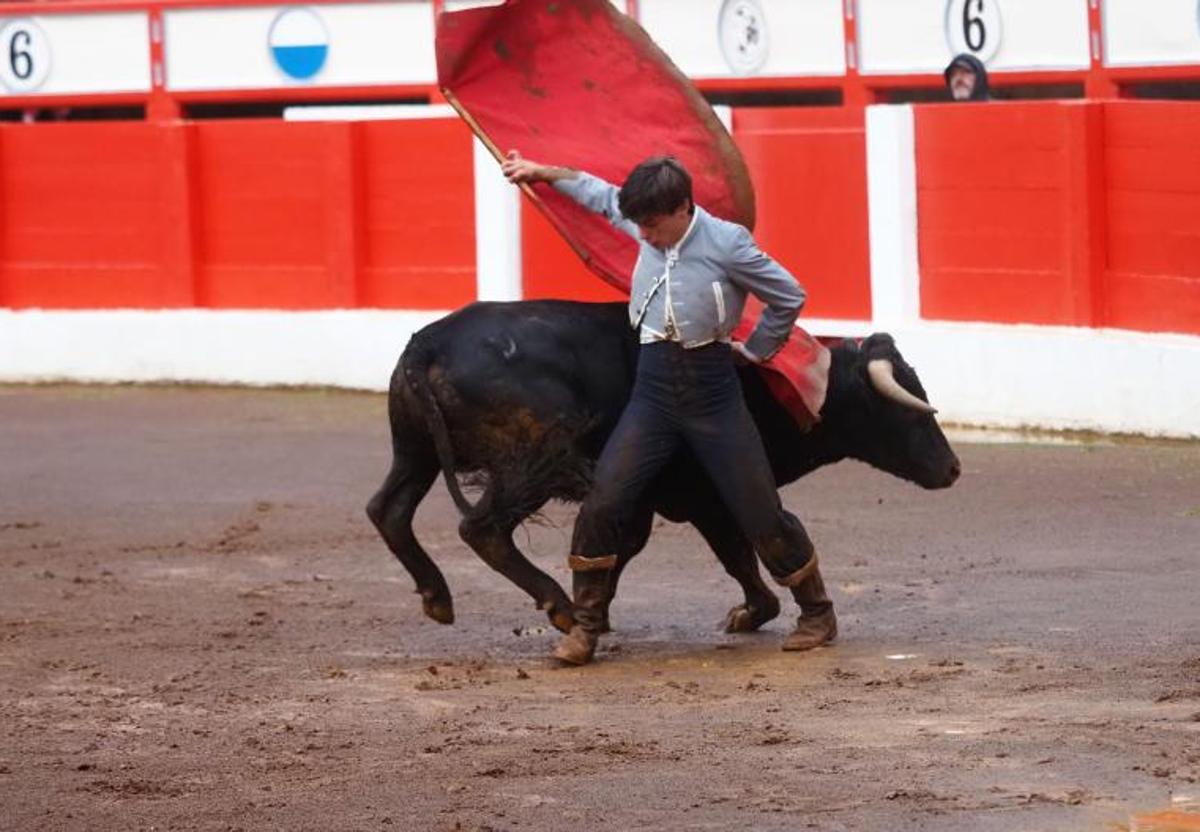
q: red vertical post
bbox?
[158,122,198,307]
[146,7,180,122]
[1062,102,1109,327]
[1086,0,1118,99]
[841,0,871,108]
[323,122,364,308]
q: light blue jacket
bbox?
[554,172,806,360]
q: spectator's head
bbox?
[944,53,990,102]
[619,156,694,249]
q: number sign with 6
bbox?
[944,0,1002,63]
[0,18,51,93]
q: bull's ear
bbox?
[860,332,898,362]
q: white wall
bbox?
[1104,0,1200,67]
[6,310,1197,437]
[890,322,1200,438]
[0,310,443,391]
[164,2,436,91]
[857,0,1090,74]
[0,13,151,95]
[639,0,846,78]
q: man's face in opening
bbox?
[636,201,693,251]
[948,66,978,101]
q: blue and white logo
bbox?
[269,7,329,81]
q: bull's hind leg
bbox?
[689,500,781,634]
[458,511,575,634]
[365,447,454,625]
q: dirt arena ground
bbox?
[2,385,1198,831]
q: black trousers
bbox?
[570,340,814,582]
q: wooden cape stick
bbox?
[441,86,597,270]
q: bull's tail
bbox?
[401,343,492,519]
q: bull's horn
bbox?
[867,359,938,414]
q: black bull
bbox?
[367,300,961,636]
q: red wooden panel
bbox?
[192,121,335,309]
[0,123,172,308]
[359,119,478,309]
[1103,102,1200,335]
[734,107,871,321]
[915,103,1088,326]
[521,199,624,302]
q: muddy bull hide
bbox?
[436,0,829,426]
[367,301,961,637]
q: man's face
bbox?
[948,66,977,101]
[636,201,693,250]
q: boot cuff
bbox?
[774,552,819,588]
[568,554,618,572]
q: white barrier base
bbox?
[887,320,1200,440]
[0,309,447,392]
[1,310,1198,439]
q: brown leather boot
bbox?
[553,556,613,666]
[782,564,837,651]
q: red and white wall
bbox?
[1,0,1199,438]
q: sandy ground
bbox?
[1,385,1198,832]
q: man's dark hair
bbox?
[618,156,693,223]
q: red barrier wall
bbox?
[916,100,1200,336]
[733,107,871,321]
[4,105,1198,339]
[521,200,624,302]
[1104,102,1200,334]
[916,103,1095,327]
[0,123,177,308]
[0,119,477,310]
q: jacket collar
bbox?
[665,205,703,260]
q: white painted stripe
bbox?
[800,318,876,339]
[473,137,523,302]
[866,104,920,329]
[283,104,456,121]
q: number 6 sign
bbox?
[0,18,51,93]
[945,0,1002,63]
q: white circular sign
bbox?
[944,0,1002,64]
[268,7,329,81]
[719,0,769,76]
[0,19,51,93]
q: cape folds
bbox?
[436,0,828,425]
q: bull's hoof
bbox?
[722,597,781,634]
[421,596,455,625]
[781,609,837,651]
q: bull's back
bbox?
[406,301,637,467]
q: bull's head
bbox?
[823,333,961,489]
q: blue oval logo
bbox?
[269,7,329,81]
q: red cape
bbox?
[436,0,828,426]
